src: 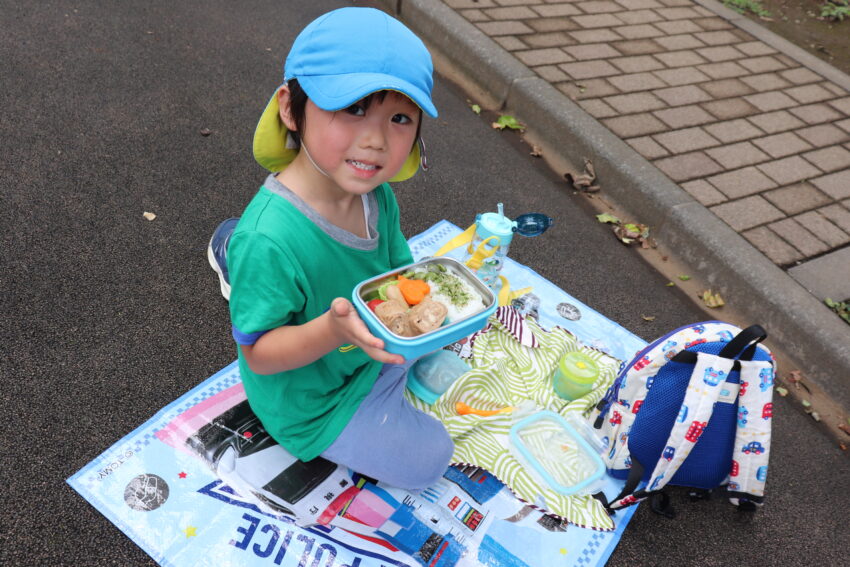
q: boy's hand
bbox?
[329,298,405,365]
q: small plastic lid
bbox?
[558,352,599,385]
[407,350,471,405]
[514,213,554,237]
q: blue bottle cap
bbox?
[514,213,553,237]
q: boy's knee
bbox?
[404,426,454,489]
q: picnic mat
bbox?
[68,220,646,567]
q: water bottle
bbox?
[468,203,516,273]
[476,258,503,293]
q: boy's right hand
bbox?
[328,297,405,366]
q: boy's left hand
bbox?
[329,297,405,365]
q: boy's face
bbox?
[284,90,421,196]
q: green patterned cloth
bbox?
[407,309,621,531]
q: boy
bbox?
[211,7,453,490]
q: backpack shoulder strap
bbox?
[727,358,774,506]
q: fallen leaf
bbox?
[811,411,821,422]
[530,145,543,157]
[838,422,850,436]
[143,211,157,221]
[642,315,656,321]
[787,370,803,389]
[614,222,650,245]
[564,158,599,192]
[641,237,657,249]
[776,386,788,397]
[678,275,691,281]
[840,443,847,451]
[596,213,620,224]
[700,290,725,308]
[200,128,212,136]
[492,115,523,130]
[623,223,642,234]
[824,297,850,325]
[801,399,812,410]
[471,104,481,115]
[666,282,675,287]
[786,370,812,394]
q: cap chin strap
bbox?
[300,142,331,179]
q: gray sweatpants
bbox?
[320,359,454,490]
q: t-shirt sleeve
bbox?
[227,230,306,345]
[380,183,414,268]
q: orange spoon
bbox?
[455,401,515,416]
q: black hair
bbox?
[285,79,423,149]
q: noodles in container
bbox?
[352,257,497,359]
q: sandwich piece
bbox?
[374,300,410,336]
[408,298,448,335]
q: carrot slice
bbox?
[397,276,430,305]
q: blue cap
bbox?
[284,7,437,118]
[253,7,436,178]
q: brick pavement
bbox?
[444,0,850,269]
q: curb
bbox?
[378,0,850,415]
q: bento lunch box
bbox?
[352,257,497,360]
[509,411,606,496]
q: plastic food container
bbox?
[352,257,497,360]
[553,351,599,401]
[509,411,606,496]
[406,350,471,404]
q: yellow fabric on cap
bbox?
[252,92,421,182]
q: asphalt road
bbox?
[1,1,847,566]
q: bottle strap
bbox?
[434,224,477,257]
[433,224,532,307]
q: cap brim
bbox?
[253,88,422,182]
[298,73,438,118]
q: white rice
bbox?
[427,274,487,323]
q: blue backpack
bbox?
[591,322,775,516]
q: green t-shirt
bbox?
[228,175,414,461]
